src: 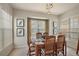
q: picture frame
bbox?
[16,28,24,37]
[16,19,24,27]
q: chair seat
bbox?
[41,49,54,55]
[30,43,35,47]
[46,50,54,54]
[30,47,35,52]
[30,51,35,56]
[57,46,64,52]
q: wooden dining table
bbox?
[35,41,57,56]
[35,42,45,56]
[35,41,66,56]
[35,35,58,56]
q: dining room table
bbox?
[35,34,67,56]
[35,41,45,56]
[35,38,57,56]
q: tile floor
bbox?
[9,48,28,56]
[9,47,78,56]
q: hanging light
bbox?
[46,3,53,14]
[46,3,53,9]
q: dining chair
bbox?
[28,41,35,56]
[41,36,56,56]
[36,32,42,39]
[28,32,42,56]
[44,35,50,39]
[76,39,79,55]
[42,32,49,39]
[56,35,66,56]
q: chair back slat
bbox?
[36,32,42,39]
[57,35,65,48]
[45,36,56,55]
[42,32,49,39]
[56,34,66,56]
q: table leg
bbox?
[35,45,41,56]
[65,42,67,56]
[35,45,38,56]
[54,43,57,56]
[76,42,79,55]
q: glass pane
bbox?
[0,8,12,50]
[60,17,79,49]
[31,20,45,41]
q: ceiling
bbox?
[11,3,79,15]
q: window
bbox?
[31,20,45,39]
[0,8,12,50]
[27,18,49,43]
[70,18,79,39]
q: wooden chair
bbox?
[44,35,50,39]
[76,39,79,55]
[43,32,48,35]
[42,32,49,39]
[56,35,66,56]
[36,32,42,39]
[28,32,42,56]
[41,36,56,56]
[28,41,35,56]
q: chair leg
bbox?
[54,49,57,56]
[62,46,66,56]
[54,51,57,56]
[76,49,78,55]
[65,47,67,56]
[65,49,66,56]
[45,54,48,56]
[76,40,79,55]
[76,45,79,55]
[64,43,67,56]
[63,50,65,56]
[52,52,54,56]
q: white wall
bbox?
[13,9,59,48]
[60,5,79,19]
[59,6,79,49]
[0,4,13,56]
